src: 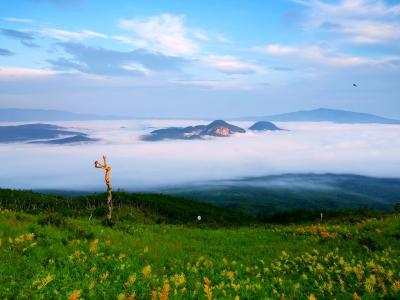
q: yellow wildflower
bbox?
[231,283,240,292]
[352,292,361,300]
[15,233,35,243]
[68,290,81,300]
[226,271,235,281]
[151,289,157,300]
[125,273,136,287]
[142,265,151,279]
[204,277,211,286]
[365,274,376,293]
[160,282,171,300]
[118,293,126,300]
[308,294,317,300]
[316,263,324,273]
[101,271,109,280]
[172,273,186,287]
[73,250,81,259]
[89,239,98,254]
[392,280,400,293]
[36,274,54,289]
[204,285,212,300]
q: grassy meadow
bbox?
[0,189,399,299]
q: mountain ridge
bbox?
[238,108,400,124]
[142,119,246,141]
[0,123,97,144]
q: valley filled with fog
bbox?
[1,119,400,191]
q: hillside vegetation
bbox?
[0,189,400,299]
[169,174,400,216]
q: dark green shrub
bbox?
[93,206,108,217]
[101,218,114,227]
[65,223,95,240]
[38,213,65,227]
[358,236,381,251]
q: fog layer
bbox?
[1,120,400,190]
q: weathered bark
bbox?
[107,188,112,220]
[95,155,113,220]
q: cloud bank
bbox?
[1,120,399,191]
[47,42,186,76]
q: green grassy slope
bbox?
[0,189,400,299]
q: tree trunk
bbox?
[107,188,112,220]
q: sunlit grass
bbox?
[1,208,399,299]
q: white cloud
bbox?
[338,19,400,44]
[295,0,400,18]
[262,44,297,55]
[2,17,33,23]
[215,34,232,44]
[118,14,200,56]
[295,0,400,44]
[121,64,152,76]
[190,29,209,41]
[203,55,265,74]
[0,67,60,79]
[35,28,107,41]
[111,35,144,47]
[172,78,244,89]
[256,44,369,67]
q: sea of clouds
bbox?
[1,119,400,191]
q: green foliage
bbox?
[0,209,399,299]
[174,174,400,216]
[1,188,400,298]
[38,213,65,227]
[0,189,255,226]
[261,208,384,224]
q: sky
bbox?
[0,0,400,119]
[1,120,400,190]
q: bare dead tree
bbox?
[95,155,112,220]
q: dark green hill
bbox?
[0,188,255,226]
[166,174,400,216]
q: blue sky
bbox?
[0,0,399,118]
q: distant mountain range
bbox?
[142,120,283,141]
[2,107,399,124]
[0,108,128,122]
[239,108,400,124]
[0,123,97,144]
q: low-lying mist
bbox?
[1,120,400,191]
